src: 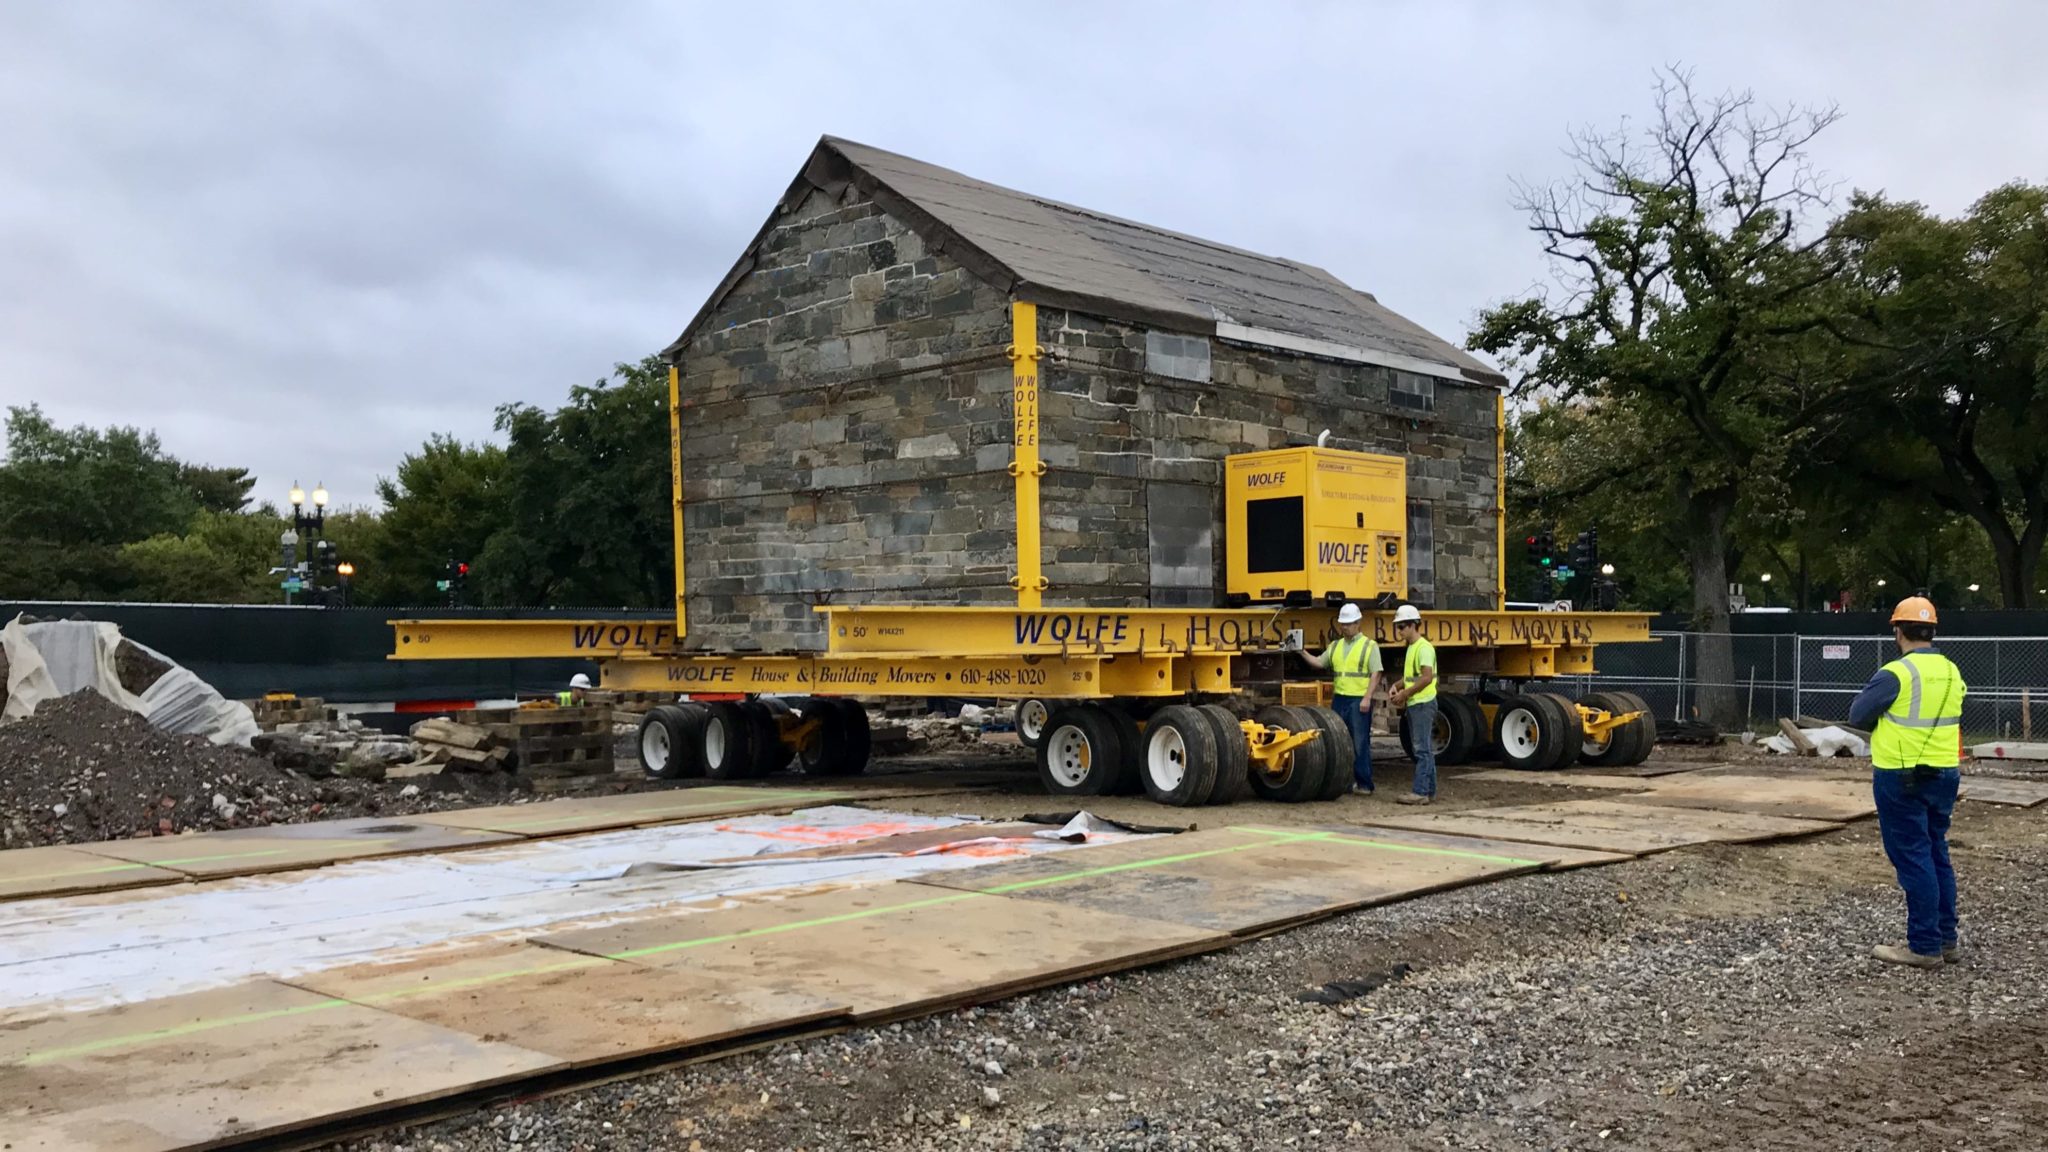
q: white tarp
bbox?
[0,805,1144,1017]
[1762,724,1872,758]
[0,615,259,746]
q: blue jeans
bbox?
[1332,693,1373,790]
[1872,767,1960,956]
[1406,698,1439,797]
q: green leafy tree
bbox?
[364,436,508,606]
[119,509,288,603]
[1830,184,2048,607]
[1471,72,1852,727]
[483,355,674,607]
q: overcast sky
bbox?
[2,1,2042,508]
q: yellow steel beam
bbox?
[1007,300,1047,608]
[389,608,1653,662]
[818,606,1653,656]
[1495,389,1506,611]
[597,653,1216,698]
[668,361,688,640]
[391,619,681,659]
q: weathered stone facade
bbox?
[677,188,1500,651]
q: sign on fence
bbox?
[1821,644,1851,660]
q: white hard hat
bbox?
[1393,604,1423,625]
[1335,603,1363,624]
[569,673,593,689]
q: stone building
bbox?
[667,137,1506,651]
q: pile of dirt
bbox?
[0,690,518,849]
[113,640,172,696]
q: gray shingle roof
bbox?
[671,136,1503,386]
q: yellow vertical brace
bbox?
[669,361,688,639]
[1495,389,1507,610]
[1007,301,1048,608]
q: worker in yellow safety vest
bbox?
[1387,604,1438,805]
[557,673,593,708]
[1294,603,1384,793]
[1847,596,1966,969]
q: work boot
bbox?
[1394,792,1433,806]
[1352,785,1374,796]
[1871,944,1943,970]
[1943,941,1961,965]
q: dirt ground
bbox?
[324,740,2048,1152]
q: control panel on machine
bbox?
[1223,446,1406,606]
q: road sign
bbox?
[280,579,303,592]
[435,580,451,592]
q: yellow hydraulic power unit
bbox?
[1224,446,1406,606]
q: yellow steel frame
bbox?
[1576,704,1645,739]
[1495,389,1506,611]
[668,362,688,639]
[1242,719,1319,772]
[595,652,1234,699]
[390,607,1649,663]
[1008,301,1047,607]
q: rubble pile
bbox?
[0,690,460,848]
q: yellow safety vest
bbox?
[1403,638,1438,704]
[556,691,575,707]
[1870,650,1964,770]
[1330,635,1376,696]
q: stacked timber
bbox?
[407,717,514,772]
[444,705,615,784]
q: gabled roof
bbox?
[669,136,1503,387]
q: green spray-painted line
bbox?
[485,790,844,832]
[6,859,163,884]
[606,890,984,960]
[980,834,1316,894]
[20,997,354,1067]
[364,955,613,1003]
[1235,826,1543,868]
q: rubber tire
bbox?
[700,700,758,780]
[1104,707,1147,795]
[1530,692,1585,770]
[1015,698,1054,750]
[799,698,871,776]
[1248,704,1329,803]
[1439,694,1489,765]
[1197,704,1250,805]
[1610,691,1659,762]
[751,699,796,776]
[1392,701,1474,762]
[1491,693,1569,772]
[1035,705,1125,797]
[1139,705,1219,807]
[640,704,706,780]
[1576,692,1639,768]
[1308,705,1357,800]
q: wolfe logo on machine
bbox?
[1316,540,1371,566]
[1245,471,1287,488]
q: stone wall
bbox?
[1035,308,1501,610]
[675,188,1502,650]
[676,186,1017,650]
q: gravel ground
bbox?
[327,761,2048,1152]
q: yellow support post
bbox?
[1495,388,1507,611]
[668,361,688,640]
[1007,300,1048,608]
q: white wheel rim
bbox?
[1500,707,1541,759]
[706,717,728,769]
[1019,699,1049,742]
[1432,712,1453,754]
[1146,725,1187,791]
[1045,725,1093,788]
[1583,724,1610,755]
[642,722,671,770]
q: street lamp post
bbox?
[1760,572,1772,608]
[336,561,355,608]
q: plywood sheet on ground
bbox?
[1316,824,1636,871]
[1962,777,2048,807]
[68,817,520,879]
[290,942,846,1067]
[0,846,185,902]
[411,786,856,836]
[1456,770,1656,791]
[910,826,1548,935]
[0,978,560,1152]
[537,880,1227,1022]
[1613,774,1876,821]
[1356,799,1840,855]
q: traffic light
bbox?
[1570,527,1599,571]
[1535,528,1555,567]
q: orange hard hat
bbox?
[1890,596,1938,626]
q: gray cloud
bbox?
[2,1,2041,507]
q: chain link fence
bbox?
[1561,632,2048,741]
